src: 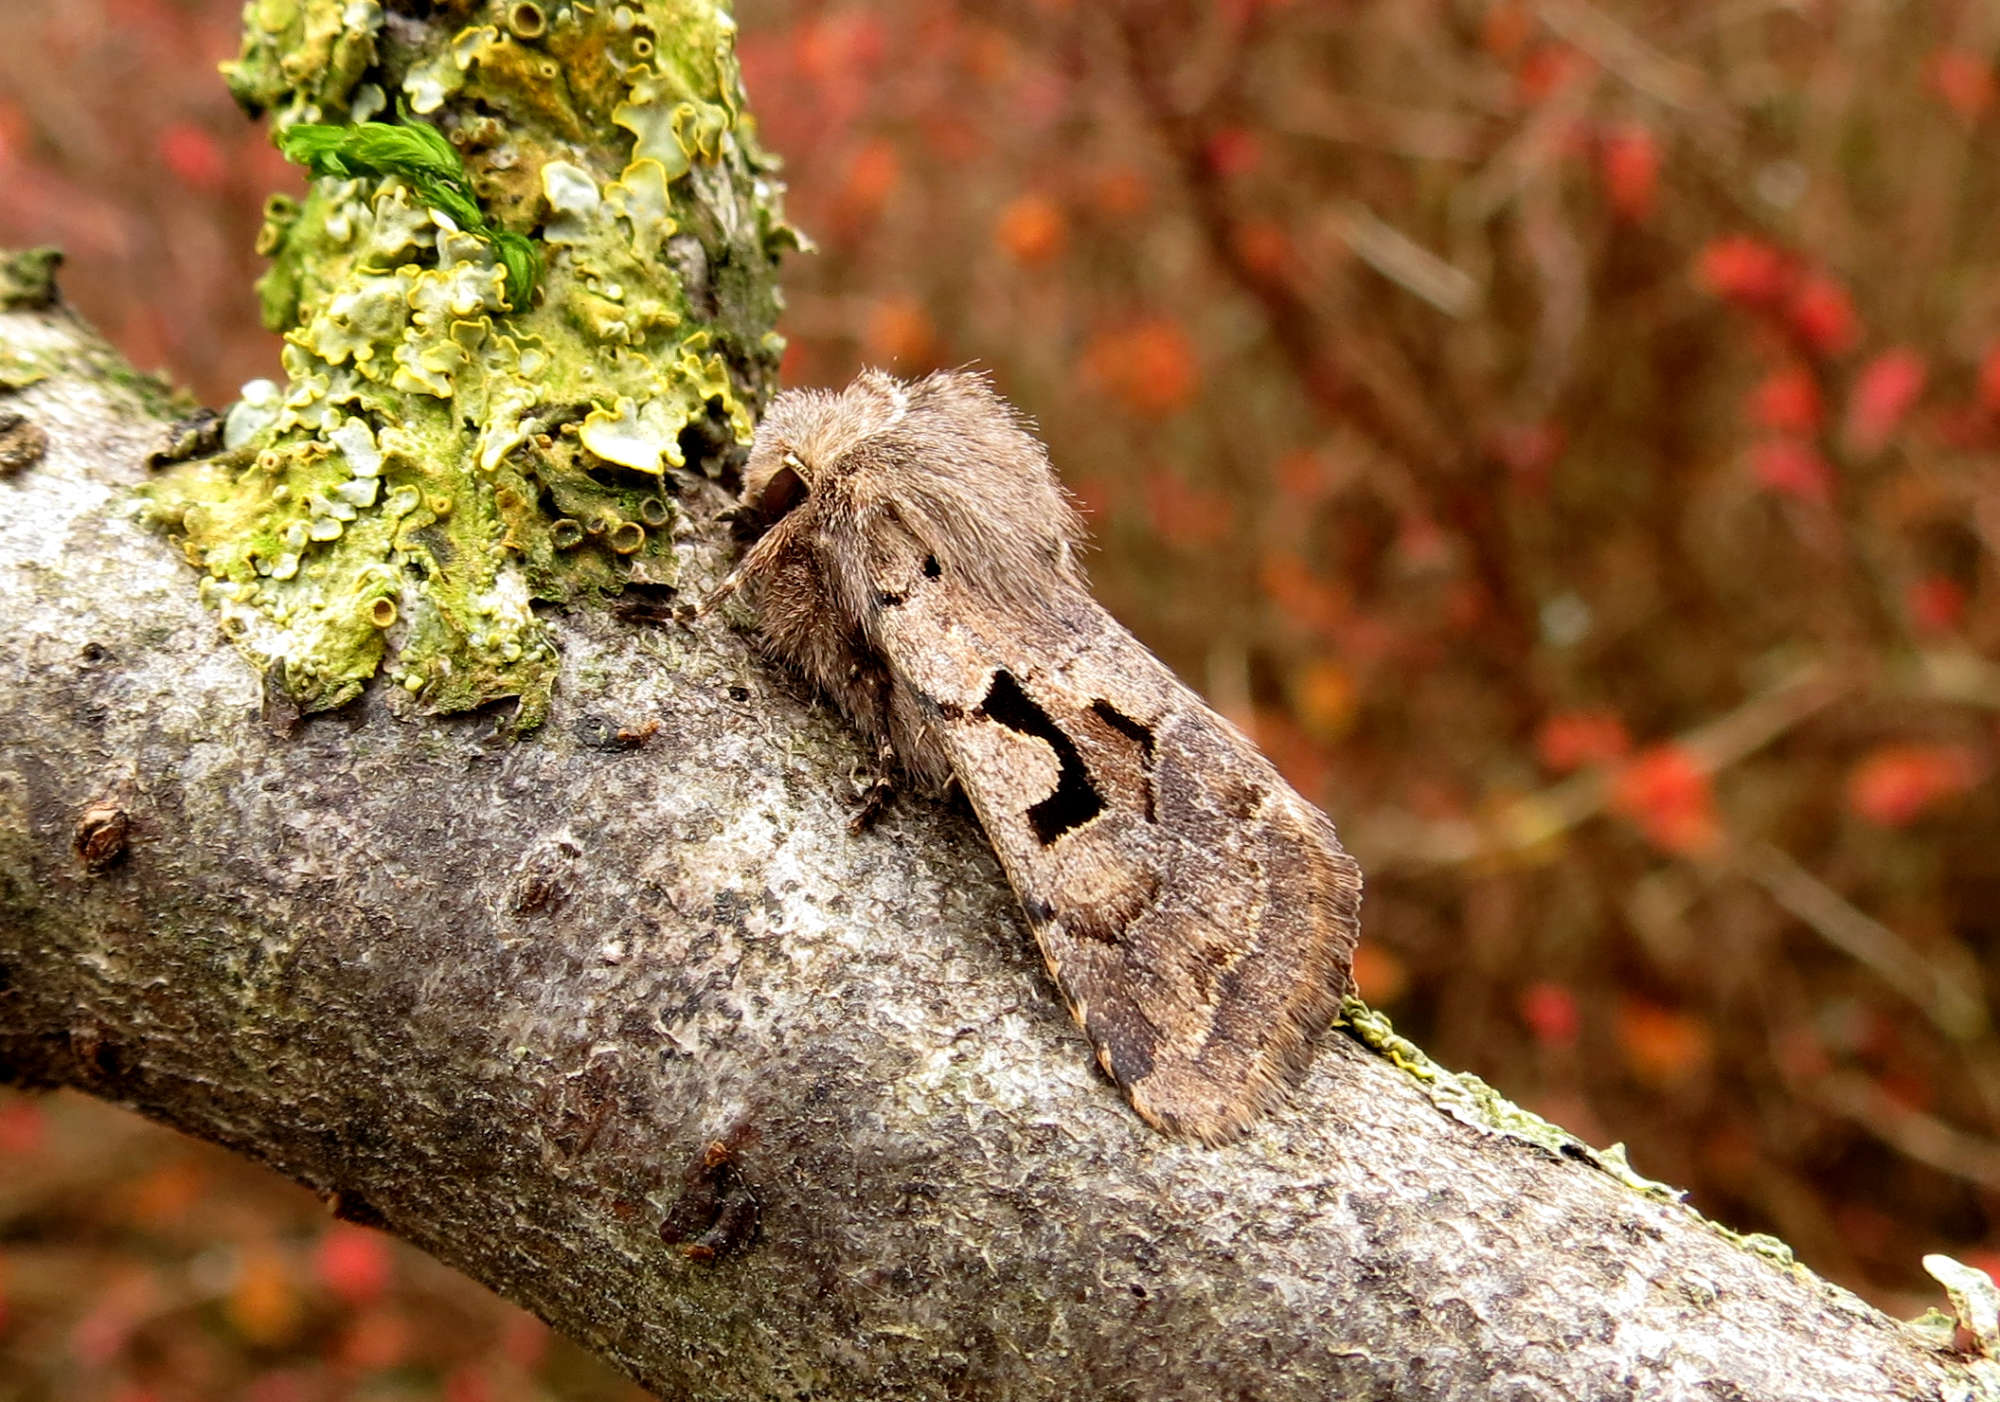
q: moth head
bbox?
[741,375,915,525]
[741,370,1088,599]
[744,402,820,528]
[742,443,812,524]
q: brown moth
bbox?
[716,369,1362,1144]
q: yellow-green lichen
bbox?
[0,349,48,391]
[152,0,796,728]
[224,0,387,121]
[1340,999,1884,1291]
[1342,998,1684,1197]
[1,246,64,311]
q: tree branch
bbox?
[0,286,1984,1401]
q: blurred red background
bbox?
[6,0,2000,1395]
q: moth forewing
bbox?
[734,369,1364,1144]
[870,543,1360,1145]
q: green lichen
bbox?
[152,0,798,727]
[223,0,387,120]
[1341,998,1683,1199]
[102,361,195,423]
[0,349,48,391]
[1910,1306,1961,1350]
[0,247,63,311]
[1917,1256,2000,1397]
[1340,998,1896,1297]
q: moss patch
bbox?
[149,0,797,728]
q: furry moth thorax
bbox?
[732,369,1363,1145]
[742,368,1088,611]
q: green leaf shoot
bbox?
[277,116,540,310]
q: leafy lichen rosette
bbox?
[149,0,799,727]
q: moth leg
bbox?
[678,565,744,623]
[843,663,903,833]
[680,524,791,623]
[847,732,899,833]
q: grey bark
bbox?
[0,295,1986,1402]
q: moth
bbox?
[715,369,1362,1144]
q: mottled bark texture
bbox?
[2,294,1991,1401]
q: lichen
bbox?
[151,0,798,727]
[0,348,49,391]
[1341,998,1684,1197]
[222,0,388,121]
[1928,1255,2000,1355]
[0,247,64,311]
[1339,997,1901,1303]
[1914,1258,2000,1399]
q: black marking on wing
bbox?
[974,669,1104,844]
[1088,698,1157,822]
[1088,699,1154,757]
[750,462,809,520]
[922,554,942,578]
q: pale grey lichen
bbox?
[1927,1255,2000,1356]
